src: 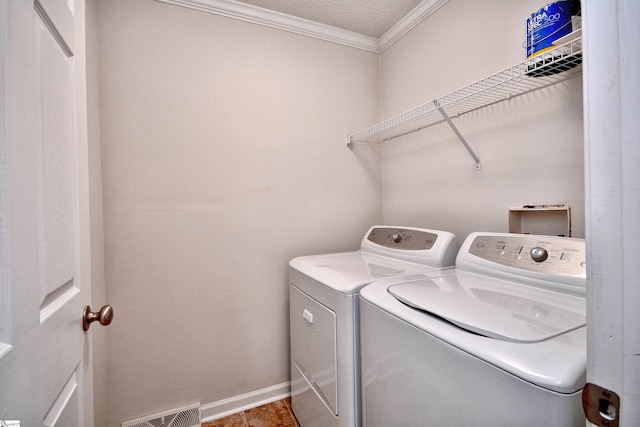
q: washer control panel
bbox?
[366,227,438,250]
[468,234,586,277]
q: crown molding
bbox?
[157,0,379,52]
[156,0,448,53]
[378,0,449,51]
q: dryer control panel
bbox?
[361,225,458,268]
[366,227,437,250]
[467,234,586,278]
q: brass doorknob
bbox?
[83,305,114,330]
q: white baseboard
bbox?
[200,381,291,422]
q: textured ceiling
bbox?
[233,0,424,38]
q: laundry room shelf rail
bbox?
[347,35,583,169]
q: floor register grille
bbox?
[121,402,201,427]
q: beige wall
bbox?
[95,0,585,424]
[379,0,585,241]
[96,0,381,424]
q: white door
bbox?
[0,0,97,426]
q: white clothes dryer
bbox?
[359,232,587,427]
[289,226,458,427]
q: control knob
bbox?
[530,247,548,262]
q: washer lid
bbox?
[388,272,586,343]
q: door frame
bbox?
[583,0,640,425]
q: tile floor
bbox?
[202,398,300,427]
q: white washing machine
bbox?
[359,232,587,427]
[289,226,458,427]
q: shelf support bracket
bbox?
[434,100,481,170]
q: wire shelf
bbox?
[348,36,583,145]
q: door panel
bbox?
[43,372,80,427]
[36,6,79,316]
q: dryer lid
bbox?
[388,272,586,343]
[290,251,444,294]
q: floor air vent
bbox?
[121,402,201,427]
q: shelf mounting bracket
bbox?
[435,100,481,170]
